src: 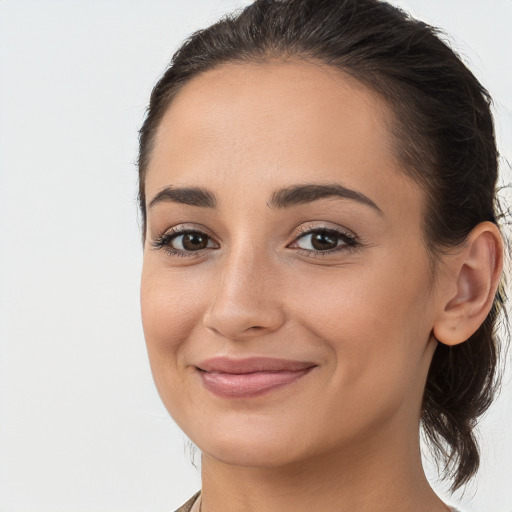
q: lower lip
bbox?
[198,367,315,399]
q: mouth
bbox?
[195,357,317,399]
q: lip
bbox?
[196,357,317,399]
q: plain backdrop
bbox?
[0,1,511,511]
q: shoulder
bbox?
[173,491,201,512]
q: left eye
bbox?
[291,228,357,252]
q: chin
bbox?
[193,429,310,468]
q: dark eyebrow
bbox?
[149,186,217,209]
[268,183,382,214]
[148,182,382,214]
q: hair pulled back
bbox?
[138,0,508,491]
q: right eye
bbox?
[151,228,218,257]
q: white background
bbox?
[0,1,511,511]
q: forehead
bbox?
[146,59,421,218]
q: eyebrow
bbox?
[148,182,383,214]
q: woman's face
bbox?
[141,60,442,467]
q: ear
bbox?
[432,221,504,346]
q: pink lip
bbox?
[196,357,317,399]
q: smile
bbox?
[196,357,317,399]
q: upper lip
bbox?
[196,357,317,374]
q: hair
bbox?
[137,0,508,492]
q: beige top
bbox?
[174,491,201,512]
[173,491,462,512]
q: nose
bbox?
[202,243,287,341]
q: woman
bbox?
[138,0,508,510]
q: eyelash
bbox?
[150,223,360,259]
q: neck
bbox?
[198,417,449,512]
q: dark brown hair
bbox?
[137,0,508,491]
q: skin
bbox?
[140,60,503,512]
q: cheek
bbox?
[292,251,434,382]
[140,264,204,364]
[299,261,429,326]
[140,264,210,423]
[288,256,435,440]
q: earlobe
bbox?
[433,221,504,346]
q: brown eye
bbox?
[294,228,355,252]
[180,232,209,251]
[309,231,338,251]
[151,227,220,258]
[171,231,211,251]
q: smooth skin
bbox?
[140,60,503,512]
